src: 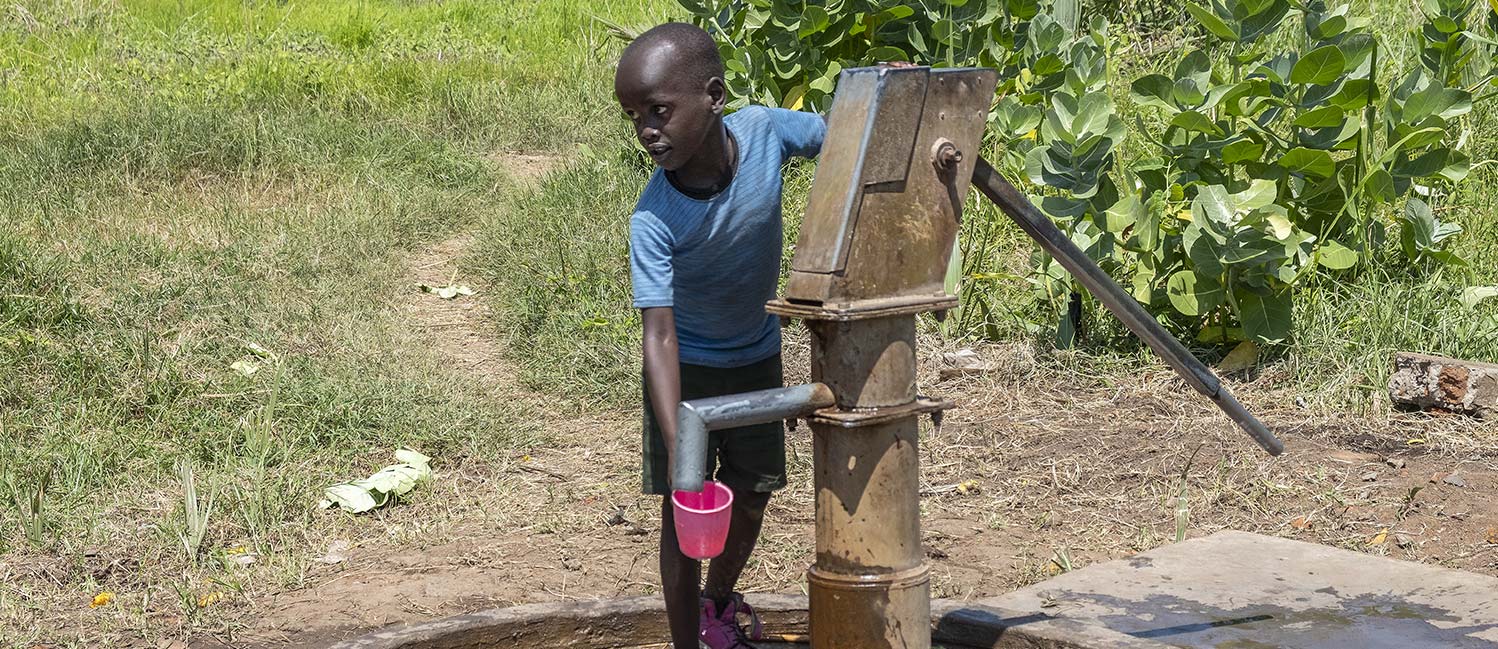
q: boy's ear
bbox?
[706,76,727,114]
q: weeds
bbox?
[1175,445,1205,543]
[176,459,216,563]
[8,466,53,549]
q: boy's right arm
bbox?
[642,306,682,485]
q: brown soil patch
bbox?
[235,326,1498,647]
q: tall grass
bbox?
[0,0,671,643]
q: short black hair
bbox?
[621,22,725,89]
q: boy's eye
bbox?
[652,105,669,116]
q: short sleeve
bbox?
[767,107,826,161]
[629,211,674,309]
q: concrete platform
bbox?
[981,530,1498,648]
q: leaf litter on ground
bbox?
[419,283,476,300]
[319,449,433,514]
[231,342,278,377]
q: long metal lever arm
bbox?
[971,156,1284,456]
[673,383,838,492]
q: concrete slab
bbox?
[980,531,1498,648]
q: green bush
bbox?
[685,0,1496,350]
[1119,0,1483,346]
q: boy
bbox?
[615,22,825,649]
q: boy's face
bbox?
[614,46,725,172]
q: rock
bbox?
[1361,472,1379,482]
[1385,457,1407,469]
[604,507,628,527]
[939,348,996,380]
[314,540,352,565]
[1387,352,1498,418]
[1442,473,1469,488]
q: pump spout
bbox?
[672,383,837,492]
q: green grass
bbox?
[0,0,671,644]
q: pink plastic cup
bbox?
[671,480,734,560]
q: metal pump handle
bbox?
[971,156,1284,456]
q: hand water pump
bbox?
[671,65,1284,649]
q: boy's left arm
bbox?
[768,107,827,161]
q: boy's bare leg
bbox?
[702,488,770,604]
[660,497,702,648]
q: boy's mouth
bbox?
[646,143,671,159]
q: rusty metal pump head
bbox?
[772,66,997,321]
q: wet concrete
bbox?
[980,531,1498,648]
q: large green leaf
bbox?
[798,6,831,37]
[1104,194,1142,232]
[1235,287,1293,343]
[1187,2,1238,41]
[1363,168,1396,203]
[1173,78,1207,107]
[1170,110,1223,135]
[1185,223,1227,276]
[1222,139,1265,164]
[1318,239,1359,269]
[1131,74,1178,111]
[1193,185,1237,227]
[1167,270,1225,316]
[1293,105,1346,128]
[1276,147,1335,178]
[1234,178,1278,211]
[1402,84,1472,122]
[1399,197,1436,258]
[1290,45,1347,85]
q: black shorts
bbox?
[641,354,786,496]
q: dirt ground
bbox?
[184,154,1498,647]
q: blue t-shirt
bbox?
[629,105,826,368]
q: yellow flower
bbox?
[90,592,115,609]
[197,591,224,608]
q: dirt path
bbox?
[236,154,663,647]
[234,154,1498,647]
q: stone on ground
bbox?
[980,530,1498,648]
[1388,351,1498,418]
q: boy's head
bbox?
[614,23,727,171]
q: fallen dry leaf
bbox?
[1368,529,1389,547]
[90,591,115,609]
[1290,515,1312,530]
[1486,527,1498,544]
